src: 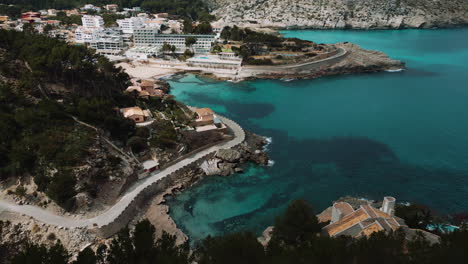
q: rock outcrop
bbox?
[216,149,242,163]
[207,0,468,29]
[200,132,269,176]
[233,42,405,80]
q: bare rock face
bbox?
[216,149,242,163]
[257,226,274,247]
[208,0,468,29]
[199,133,270,176]
[329,42,405,72]
[200,158,223,176]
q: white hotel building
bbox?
[75,26,98,43]
[81,15,104,29]
[89,36,125,55]
[117,17,145,34]
[130,28,216,56]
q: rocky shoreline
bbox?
[127,131,270,245]
[201,42,405,82]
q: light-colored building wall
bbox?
[75,26,99,43]
[117,17,146,34]
[133,29,216,54]
[81,15,104,28]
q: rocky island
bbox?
[208,0,468,29]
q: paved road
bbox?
[242,47,347,70]
[0,115,245,229]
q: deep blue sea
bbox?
[166,29,468,242]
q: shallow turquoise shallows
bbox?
[167,28,468,242]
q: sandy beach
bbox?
[116,62,182,79]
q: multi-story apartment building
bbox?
[75,26,99,43]
[89,36,125,55]
[133,28,216,55]
[116,17,146,34]
[81,15,104,29]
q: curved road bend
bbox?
[0,116,245,229]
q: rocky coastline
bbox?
[203,42,405,82]
[135,131,270,244]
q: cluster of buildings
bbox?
[68,9,213,57]
[125,79,166,99]
[1,4,245,69]
[0,11,62,33]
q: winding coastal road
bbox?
[0,115,245,232]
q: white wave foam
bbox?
[356,197,376,203]
[268,160,275,167]
[385,68,405,73]
[263,136,273,151]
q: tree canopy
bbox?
[1,200,468,264]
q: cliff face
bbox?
[208,0,468,29]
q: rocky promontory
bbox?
[231,42,405,81]
[208,0,468,29]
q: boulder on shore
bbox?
[216,149,242,162]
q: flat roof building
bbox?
[133,28,216,55]
[81,15,104,29]
[117,17,146,34]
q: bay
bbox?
[167,28,468,242]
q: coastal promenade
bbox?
[0,115,245,236]
[237,47,347,78]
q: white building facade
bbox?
[74,26,99,43]
[117,17,145,34]
[89,36,125,55]
[81,15,104,29]
[133,28,216,55]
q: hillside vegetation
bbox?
[207,0,468,29]
[0,29,137,209]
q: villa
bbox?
[125,80,165,98]
[194,108,215,126]
[191,107,227,133]
[322,197,403,238]
[320,197,440,244]
[120,106,151,123]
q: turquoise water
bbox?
[167,29,468,242]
